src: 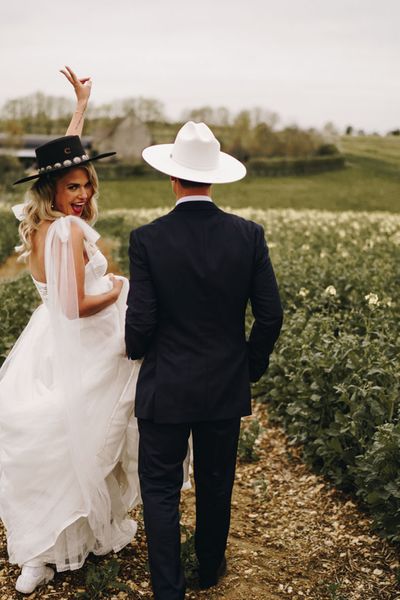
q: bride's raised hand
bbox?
[60,65,92,108]
[61,66,92,136]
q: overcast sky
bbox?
[1,0,398,133]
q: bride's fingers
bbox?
[59,69,74,84]
[64,65,79,83]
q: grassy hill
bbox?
[339,135,400,168]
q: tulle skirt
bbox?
[0,278,141,571]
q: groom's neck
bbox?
[176,189,211,200]
[171,177,212,201]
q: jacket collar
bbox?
[173,199,219,213]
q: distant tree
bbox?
[181,106,231,126]
[2,120,23,150]
[225,110,253,160]
[226,138,250,162]
[213,106,231,126]
[181,106,215,124]
[388,128,400,136]
[345,125,353,135]
[134,97,166,123]
[88,102,115,121]
[1,92,74,133]
[249,123,281,157]
[233,110,251,132]
[357,129,365,136]
[250,107,280,130]
[279,126,315,158]
[88,97,166,123]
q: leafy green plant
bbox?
[0,208,19,266]
[356,422,400,541]
[322,581,347,600]
[0,274,39,365]
[180,523,198,582]
[253,208,400,538]
[75,558,130,599]
[238,418,262,463]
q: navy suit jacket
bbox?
[125,201,283,423]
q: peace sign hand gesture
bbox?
[61,66,92,136]
[60,65,92,107]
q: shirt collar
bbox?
[175,195,213,206]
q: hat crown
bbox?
[171,122,220,171]
[35,135,86,169]
[13,135,116,185]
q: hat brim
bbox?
[142,144,246,184]
[13,152,117,185]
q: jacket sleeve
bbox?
[248,224,283,382]
[125,228,158,359]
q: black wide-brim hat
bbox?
[13,135,116,185]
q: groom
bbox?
[125,122,283,600]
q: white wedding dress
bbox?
[0,215,141,571]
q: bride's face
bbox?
[54,167,94,217]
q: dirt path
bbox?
[0,403,399,599]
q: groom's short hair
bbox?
[178,178,211,189]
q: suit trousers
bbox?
[138,416,241,600]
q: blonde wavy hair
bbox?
[17,164,99,261]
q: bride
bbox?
[0,67,141,594]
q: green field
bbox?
[91,136,400,213]
[3,135,399,212]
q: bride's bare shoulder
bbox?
[36,219,53,234]
[31,219,52,243]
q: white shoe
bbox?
[15,565,54,594]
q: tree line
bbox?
[0,92,344,163]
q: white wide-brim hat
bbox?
[142,121,246,184]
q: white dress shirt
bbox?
[175,195,213,206]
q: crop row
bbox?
[0,207,399,540]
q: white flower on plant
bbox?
[390,232,400,246]
[365,293,379,306]
[298,288,309,298]
[363,240,375,250]
[324,285,337,297]
[301,243,310,251]
[320,251,327,259]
